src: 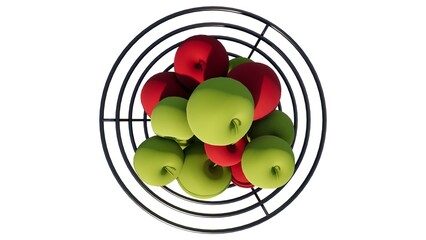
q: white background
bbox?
[1,0,425,239]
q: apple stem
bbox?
[272,165,280,180]
[231,118,241,136]
[163,166,176,177]
[194,60,205,71]
[227,144,237,153]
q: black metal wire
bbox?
[99,5,327,234]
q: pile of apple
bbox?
[133,35,296,199]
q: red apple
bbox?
[174,35,229,91]
[140,72,191,117]
[231,162,254,188]
[228,62,281,120]
[204,137,247,167]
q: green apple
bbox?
[186,77,254,146]
[133,136,184,186]
[228,57,252,73]
[151,96,193,141]
[177,141,232,199]
[241,135,295,189]
[248,110,295,145]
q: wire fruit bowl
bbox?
[99,6,327,233]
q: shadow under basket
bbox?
[99,6,327,234]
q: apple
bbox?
[248,110,295,145]
[140,71,191,117]
[151,96,193,141]
[174,35,229,91]
[228,57,252,73]
[241,135,295,189]
[204,136,247,167]
[231,161,254,188]
[186,77,254,146]
[227,62,281,120]
[133,135,184,186]
[177,141,232,199]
